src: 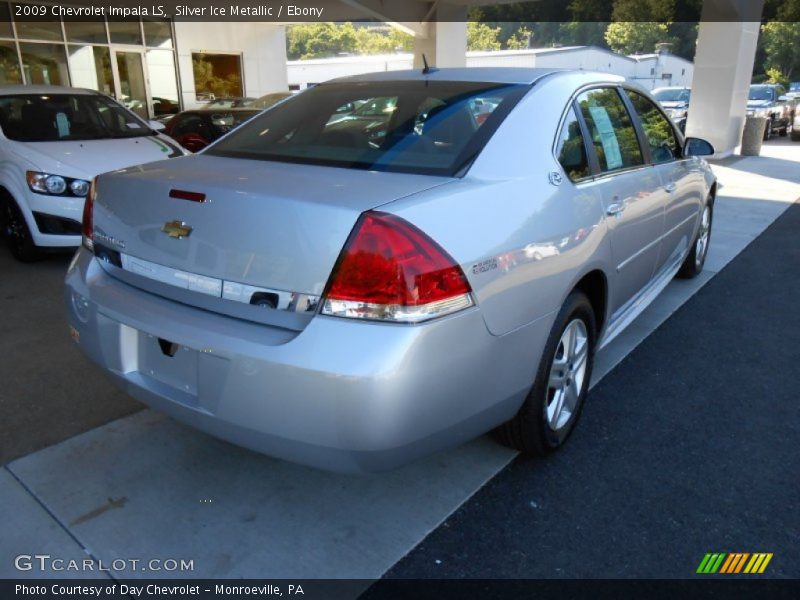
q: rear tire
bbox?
[495,291,596,456]
[791,129,800,142]
[763,119,773,141]
[779,123,788,137]
[677,200,713,279]
[1,195,41,262]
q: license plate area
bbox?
[138,333,198,396]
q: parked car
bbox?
[66,69,716,472]
[746,84,792,139]
[205,97,256,109]
[163,108,261,152]
[152,96,181,120]
[246,91,293,110]
[652,86,690,132]
[0,85,186,262]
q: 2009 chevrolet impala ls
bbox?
[65,68,716,472]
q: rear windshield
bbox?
[748,86,774,101]
[653,88,690,103]
[206,80,529,176]
[0,94,151,142]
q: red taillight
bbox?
[322,211,473,322]
[81,179,95,250]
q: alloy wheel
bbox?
[695,205,711,268]
[546,318,589,431]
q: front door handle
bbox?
[664,182,677,193]
[606,201,625,216]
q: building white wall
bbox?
[173,22,289,108]
[629,54,694,90]
[287,53,412,88]
[286,46,694,92]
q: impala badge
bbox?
[162,220,193,239]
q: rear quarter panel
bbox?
[386,73,615,336]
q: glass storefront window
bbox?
[67,45,112,95]
[64,19,108,44]
[4,13,179,117]
[192,53,243,101]
[15,5,63,41]
[20,42,69,86]
[143,19,172,48]
[0,3,14,39]
[108,21,142,45]
[0,40,21,84]
[147,49,179,117]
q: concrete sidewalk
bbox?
[2,140,799,581]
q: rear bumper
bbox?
[65,249,552,472]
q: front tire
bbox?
[677,200,713,279]
[1,195,41,262]
[495,291,596,456]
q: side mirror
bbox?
[684,137,714,157]
[148,119,166,132]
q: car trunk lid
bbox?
[92,155,452,318]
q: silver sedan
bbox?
[65,68,716,472]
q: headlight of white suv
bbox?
[668,108,687,119]
[26,171,91,196]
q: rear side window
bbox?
[624,90,680,164]
[576,88,643,173]
[555,108,590,180]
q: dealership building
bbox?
[0,5,287,119]
[0,0,770,157]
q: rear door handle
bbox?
[606,201,625,216]
[664,182,677,193]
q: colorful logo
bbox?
[697,553,773,574]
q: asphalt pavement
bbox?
[380,201,800,580]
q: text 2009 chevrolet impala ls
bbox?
[65,68,716,472]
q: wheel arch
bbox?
[571,268,608,339]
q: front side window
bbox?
[556,107,590,180]
[207,80,528,176]
[576,87,643,173]
[0,94,150,142]
[625,90,680,164]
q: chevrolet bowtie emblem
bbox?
[162,220,193,239]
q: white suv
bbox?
[0,85,186,261]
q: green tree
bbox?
[286,22,359,60]
[506,26,532,50]
[467,22,502,51]
[605,22,673,55]
[761,21,800,80]
[764,66,789,87]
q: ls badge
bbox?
[162,220,193,239]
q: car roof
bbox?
[326,68,623,86]
[0,84,99,96]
